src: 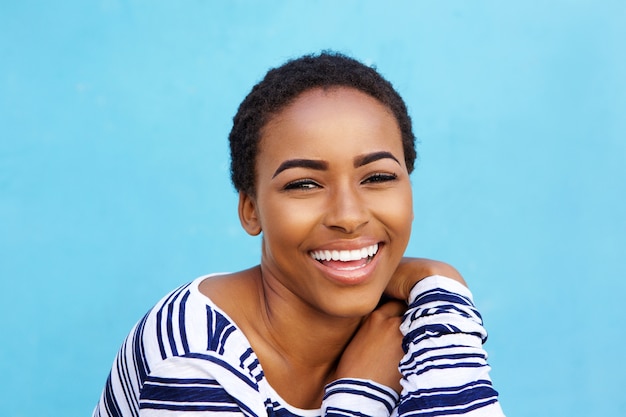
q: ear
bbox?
[238,191,262,236]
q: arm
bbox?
[394,261,505,416]
[137,354,266,417]
[326,258,504,416]
[324,300,406,417]
[322,379,399,417]
[94,353,263,417]
[324,258,478,417]
[330,258,463,394]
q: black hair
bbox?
[229,51,416,196]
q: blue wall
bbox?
[1,2,625,416]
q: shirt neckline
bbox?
[189,274,323,416]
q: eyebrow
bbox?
[353,151,400,167]
[272,151,401,178]
[272,159,328,178]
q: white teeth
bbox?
[310,243,379,262]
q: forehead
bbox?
[259,87,402,157]
[271,87,394,126]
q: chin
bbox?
[323,293,382,319]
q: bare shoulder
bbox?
[198,266,262,324]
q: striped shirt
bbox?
[94,275,504,416]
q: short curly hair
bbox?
[229,51,417,196]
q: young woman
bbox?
[94,52,505,416]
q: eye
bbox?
[362,172,397,184]
[283,179,321,191]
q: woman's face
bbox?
[241,87,413,318]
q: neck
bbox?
[198,266,367,408]
[258,265,362,367]
[249,265,364,407]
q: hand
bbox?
[385,257,467,301]
[334,300,406,393]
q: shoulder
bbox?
[133,272,264,380]
[198,266,263,329]
[96,272,268,417]
[131,272,258,366]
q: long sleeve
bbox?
[93,279,269,417]
[322,379,399,417]
[396,275,505,416]
[93,336,267,417]
[136,354,266,417]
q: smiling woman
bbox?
[93,52,505,416]
[241,87,414,322]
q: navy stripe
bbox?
[401,343,468,364]
[246,358,260,372]
[145,376,222,385]
[116,339,138,417]
[325,388,394,413]
[326,379,396,402]
[402,324,456,352]
[219,325,237,355]
[402,384,497,409]
[400,397,499,417]
[406,304,477,322]
[178,290,191,354]
[401,351,486,371]
[403,325,485,352]
[184,352,259,390]
[156,291,178,359]
[405,361,487,379]
[413,288,473,307]
[141,380,234,402]
[103,373,123,417]
[206,304,214,350]
[142,398,259,417]
[325,406,378,417]
[240,347,254,364]
[239,348,264,382]
[134,313,150,379]
[156,283,191,359]
[140,402,242,412]
[209,310,236,352]
[166,290,182,357]
[408,379,496,396]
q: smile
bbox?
[309,243,379,264]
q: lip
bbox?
[308,238,381,253]
[309,242,383,285]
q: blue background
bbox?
[1,1,625,416]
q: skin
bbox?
[200,87,465,409]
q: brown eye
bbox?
[284,179,321,191]
[362,173,397,184]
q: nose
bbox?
[323,185,369,234]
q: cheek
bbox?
[258,198,323,251]
[373,187,414,229]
